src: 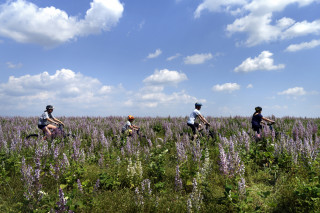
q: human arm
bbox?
[262,117,275,124]
[47,117,60,125]
[53,118,65,126]
[130,124,140,131]
[198,114,210,126]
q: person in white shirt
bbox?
[122,115,140,136]
[38,105,64,140]
[187,102,210,139]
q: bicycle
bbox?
[252,121,285,142]
[199,123,216,141]
[181,123,216,142]
[26,124,75,140]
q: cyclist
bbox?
[38,105,65,140]
[251,106,275,139]
[187,102,210,139]
[122,115,140,136]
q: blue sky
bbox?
[0,0,320,117]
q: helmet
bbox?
[46,105,54,110]
[128,115,134,120]
[195,102,202,107]
[255,106,262,112]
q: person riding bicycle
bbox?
[122,115,140,136]
[251,106,275,139]
[187,102,210,139]
[38,105,65,140]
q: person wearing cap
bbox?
[251,106,275,139]
[122,115,140,136]
[38,105,65,140]
[187,102,210,139]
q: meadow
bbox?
[0,116,320,212]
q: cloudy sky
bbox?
[0,0,319,117]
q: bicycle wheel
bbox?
[26,134,39,139]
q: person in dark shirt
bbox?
[251,106,275,139]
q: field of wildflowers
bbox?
[0,116,320,212]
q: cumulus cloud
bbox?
[135,91,201,108]
[278,87,306,96]
[196,0,320,46]
[234,51,285,72]
[184,53,213,65]
[0,67,203,116]
[281,19,320,39]
[126,68,204,109]
[212,83,240,93]
[0,69,118,115]
[247,84,253,88]
[146,49,162,59]
[143,69,187,86]
[0,0,124,47]
[285,39,320,52]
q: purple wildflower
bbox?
[176,141,187,163]
[238,177,246,198]
[56,188,67,213]
[192,139,202,163]
[218,143,228,175]
[93,178,100,192]
[77,179,83,193]
[21,157,34,200]
[175,165,183,192]
[190,178,202,212]
[141,179,152,195]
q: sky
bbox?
[0,0,320,117]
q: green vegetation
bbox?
[0,116,319,212]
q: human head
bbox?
[46,105,54,112]
[128,115,134,121]
[195,102,202,110]
[255,106,262,113]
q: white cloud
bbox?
[143,69,187,86]
[285,39,320,52]
[7,62,22,69]
[146,49,162,59]
[234,51,285,72]
[0,69,119,115]
[281,19,320,40]
[167,53,181,61]
[138,91,200,108]
[0,0,124,47]
[126,69,204,110]
[196,0,320,46]
[194,0,247,18]
[247,84,253,88]
[278,87,306,96]
[184,53,213,65]
[124,88,204,110]
[0,68,203,116]
[212,83,240,93]
[99,85,113,94]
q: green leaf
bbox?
[60,184,68,189]
[186,180,193,186]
